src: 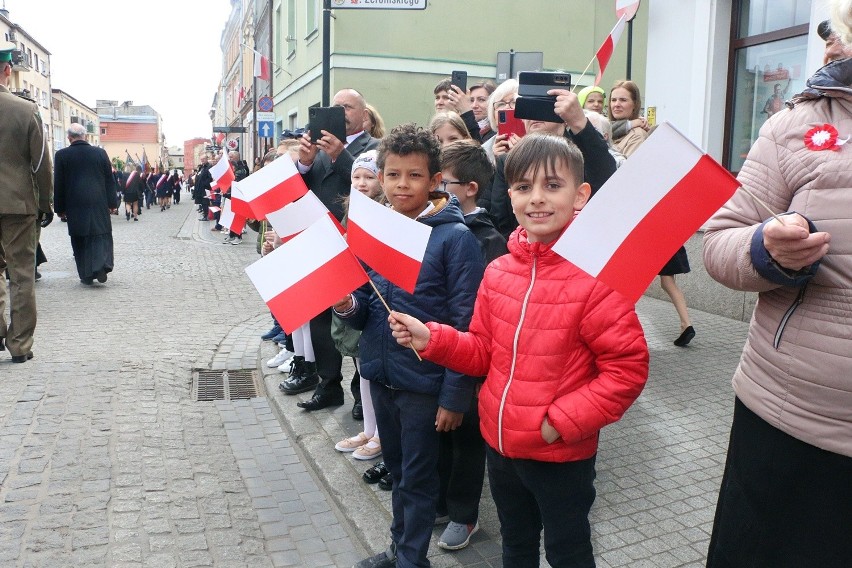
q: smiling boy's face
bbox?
[509,159,590,244]
[379,153,441,219]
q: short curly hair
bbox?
[377,123,442,177]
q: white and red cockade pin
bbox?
[804,123,850,151]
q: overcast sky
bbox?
[6,0,232,146]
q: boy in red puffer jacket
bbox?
[389,133,649,568]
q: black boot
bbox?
[279,356,319,394]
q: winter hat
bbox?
[578,85,606,109]
[352,150,379,177]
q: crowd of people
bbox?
[2,4,851,567]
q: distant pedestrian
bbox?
[53,123,118,285]
[123,166,144,221]
[0,40,54,363]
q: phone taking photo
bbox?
[308,106,346,145]
[451,70,468,93]
[497,109,526,138]
[514,71,572,124]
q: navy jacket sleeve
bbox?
[489,155,517,240]
[750,213,820,286]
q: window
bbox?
[101,127,106,135]
[724,0,811,171]
[287,0,296,58]
[306,0,319,37]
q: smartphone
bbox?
[515,72,572,124]
[497,109,526,138]
[450,70,468,93]
[308,106,346,144]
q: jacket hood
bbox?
[417,190,465,227]
[791,57,852,103]
[465,209,499,231]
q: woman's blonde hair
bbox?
[831,0,852,45]
[429,112,471,141]
[364,103,386,139]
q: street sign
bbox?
[257,96,273,112]
[331,0,427,8]
[258,121,274,138]
[257,112,275,122]
[226,139,239,151]
[616,0,641,21]
[213,126,247,133]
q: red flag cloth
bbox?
[238,153,308,219]
[265,190,344,243]
[553,122,740,303]
[210,157,236,192]
[254,52,270,81]
[229,183,254,219]
[245,216,369,333]
[345,188,432,294]
[594,16,627,86]
[219,197,246,234]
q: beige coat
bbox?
[703,61,852,458]
[0,85,53,214]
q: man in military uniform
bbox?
[0,41,53,363]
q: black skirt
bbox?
[659,246,690,276]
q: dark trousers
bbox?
[487,447,596,568]
[437,394,485,524]
[707,398,852,568]
[372,385,440,568]
[308,309,343,397]
[201,198,209,218]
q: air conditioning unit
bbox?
[70,116,79,124]
[8,30,16,41]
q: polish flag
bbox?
[219,196,246,235]
[254,52,270,81]
[210,157,235,191]
[245,216,369,333]
[594,15,627,86]
[346,188,431,294]
[266,190,343,243]
[237,154,308,219]
[208,206,221,214]
[229,182,254,219]
[553,122,740,303]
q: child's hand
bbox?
[388,311,430,351]
[261,241,273,255]
[435,407,463,432]
[333,294,354,313]
[541,417,561,444]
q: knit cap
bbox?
[578,85,606,108]
[352,150,379,177]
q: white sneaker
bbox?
[276,356,295,372]
[267,349,295,368]
[230,237,242,245]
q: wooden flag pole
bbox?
[573,56,597,93]
[740,186,785,225]
[367,279,423,362]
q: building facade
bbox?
[184,137,211,173]
[97,101,164,170]
[51,89,99,150]
[1,8,53,152]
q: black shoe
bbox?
[81,278,94,285]
[674,326,696,347]
[352,545,396,568]
[377,472,393,491]
[352,401,364,421]
[95,270,108,283]
[35,270,41,281]
[11,351,34,363]
[363,462,388,484]
[279,374,320,395]
[297,392,344,411]
[0,337,5,351]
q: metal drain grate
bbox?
[193,370,259,401]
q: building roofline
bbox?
[1,14,52,55]
[51,88,96,115]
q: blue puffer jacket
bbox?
[345,192,484,412]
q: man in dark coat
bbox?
[193,155,213,221]
[282,88,379,414]
[53,124,118,285]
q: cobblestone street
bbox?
[0,199,750,567]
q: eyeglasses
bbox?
[493,100,516,111]
[439,180,469,191]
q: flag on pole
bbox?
[346,188,432,293]
[254,52,270,81]
[265,190,344,243]
[125,150,134,166]
[141,148,149,173]
[237,153,308,219]
[245,216,369,333]
[594,15,627,86]
[210,156,236,191]
[553,122,740,303]
[219,196,246,235]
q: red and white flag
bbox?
[254,52,270,81]
[245,216,369,333]
[210,157,235,192]
[266,190,343,243]
[219,196,246,235]
[346,188,431,294]
[553,122,739,303]
[238,154,308,219]
[229,182,254,219]
[594,15,627,86]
